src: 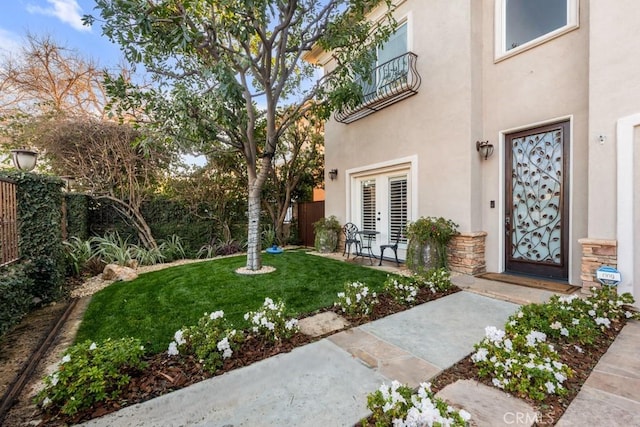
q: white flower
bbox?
[574,345,583,353]
[50,373,59,386]
[560,328,569,337]
[504,338,513,352]
[588,309,596,317]
[485,326,505,343]
[61,354,71,364]
[243,313,250,321]
[209,310,224,320]
[174,330,186,346]
[625,311,633,318]
[554,372,567,383]
[595,317,611,328]
[550,321,562,330]
[572,318,580,325]
[471,347,489,363]
[42,397,51,408]
[459,409,471,421]
[89,342,97,351]
[545,381,556,394]
[492,378,504,389]
[167,341,179,356]
[525,331,547,347]
[285,319,298,331]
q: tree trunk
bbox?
[245,177,263,270]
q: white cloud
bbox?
[0,29,23,56]
[27,0,90,32]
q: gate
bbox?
[0,178,19,266]
[297,201,325,247]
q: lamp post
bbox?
[11,149,38,171]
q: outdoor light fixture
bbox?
[476,140,494,160]
[328,168,338,180]
[61,176,76,192]
[11,149,38,171]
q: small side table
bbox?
[356,230,379,265]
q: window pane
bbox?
[506,0,567,51]
[378,23,407,65]
[388,177,407,244]
[361,180,376,232]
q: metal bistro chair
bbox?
[342,222,360,259]
[378,231,402,266]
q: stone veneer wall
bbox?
[578,238,618,293]
[447,231,487,275]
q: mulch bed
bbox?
[36,286,628,427]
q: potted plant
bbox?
[313,215,342,253]
[406,216,458,272]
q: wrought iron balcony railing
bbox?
[335,52,421,124]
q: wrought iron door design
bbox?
[505,121,569,280]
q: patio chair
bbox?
[378,231,402,266]
[342,222,360,258]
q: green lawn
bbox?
[76,250,394,353]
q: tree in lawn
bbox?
[88,0,395,270]
[262,107,324,246]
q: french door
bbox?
[504,121,570,280]
[353,171,409,259]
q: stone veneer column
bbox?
[447,231,487,275]
[578,238,617,293]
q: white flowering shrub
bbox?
[36,338,146,416]
[334,281,377,316]
[383,275,419,306]
[506,286,639,345]
[168,310,244,373]
[244,297,299,341]
[472,326,572,401]
[413,267,452,293]
[367,381,471,427]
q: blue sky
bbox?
[0,0,123,69]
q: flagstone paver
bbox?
[360,291,519,369]
[436,380,538,426]
[556,320,640,427]
[297,311,349,337]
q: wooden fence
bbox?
[0,178,18,266]
[297,201,325,247]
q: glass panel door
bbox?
[505,121,569,280]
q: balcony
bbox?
[335,52,421,124]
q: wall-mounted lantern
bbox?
[11,149,38,171]
[328,168,338,180]
[476,140,494,160]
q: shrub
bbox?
[413,267,452,293]
[471,326,572,401]
[91,232,134,266]
[244,298,299,341]
[334,281,378,316]
[0,263,34,336]
[406,217,458,269]
[367,381,471,427]
[36,338,146,416]
[168,310,243,373]
[63,237,95,277]
[159,234,186,262]
[383,275,418,306]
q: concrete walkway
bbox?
[81,277,640,427]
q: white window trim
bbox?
[494,0,579,62]
[345,155,418,225]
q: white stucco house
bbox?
[306,0,640,307]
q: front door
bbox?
[505,121,570,280]
[353,171,409,259]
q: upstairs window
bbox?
[359,22,408,100]
[495,0,579,60]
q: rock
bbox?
[102,264,138,282]
[298,312,349,337]
[126,259,139,269]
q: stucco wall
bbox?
[480,0,589,282]
[325,0,478,230]
[588,0,640,238]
